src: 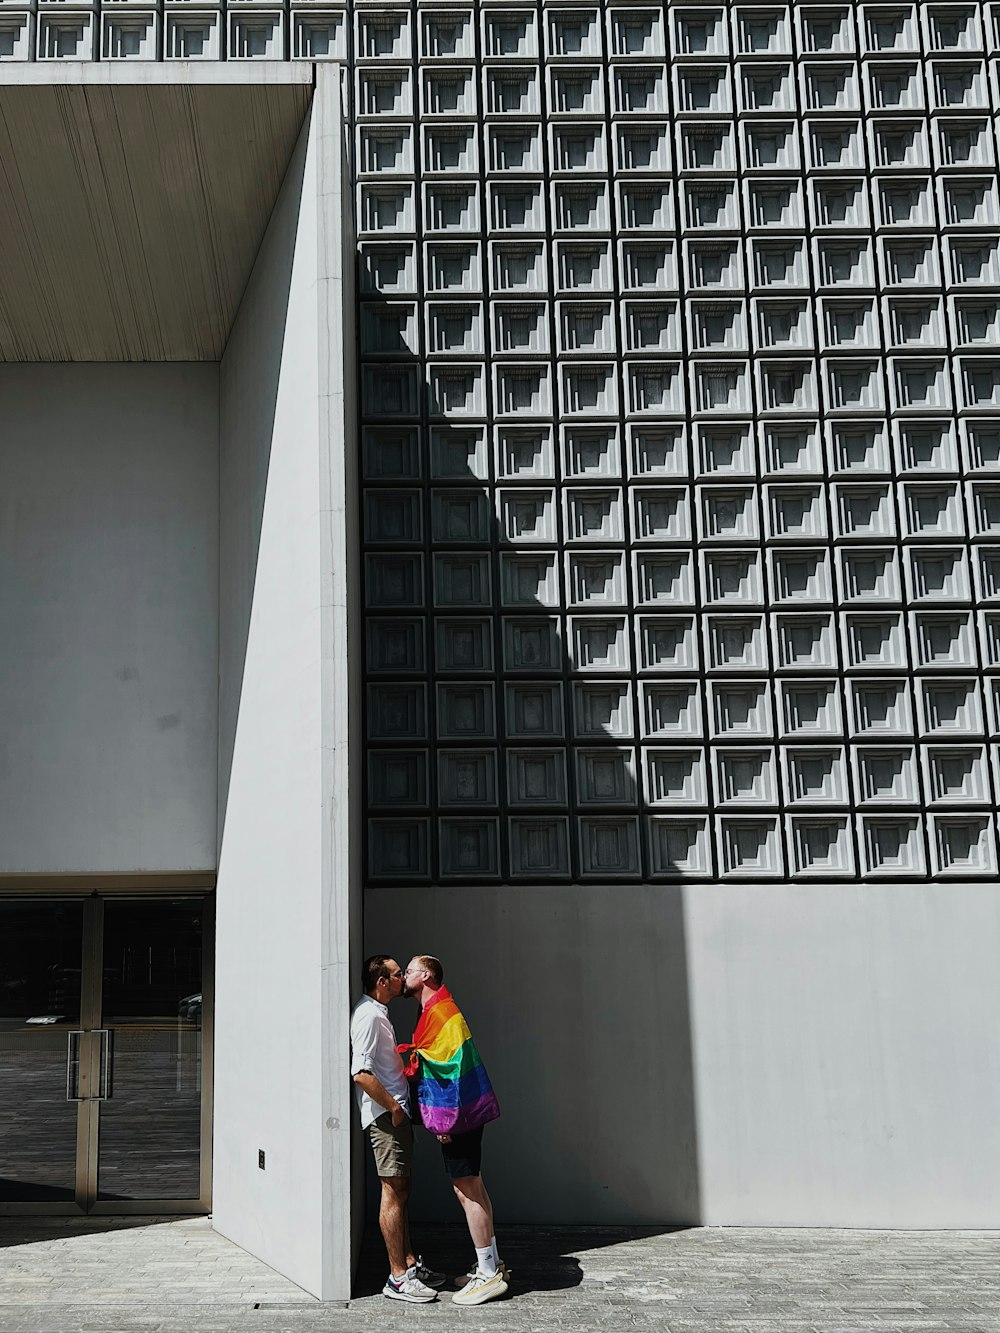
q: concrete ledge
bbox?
[0,61,315,86]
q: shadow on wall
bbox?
[364,886,698,1229]
[359,283,701,1227]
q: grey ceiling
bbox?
[0,74,313,360]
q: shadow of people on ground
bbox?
[352,1221,695,1298]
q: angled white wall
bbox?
[214,67,356,1301]
[0,363,218,873]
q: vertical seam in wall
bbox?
[315,61,356,1301]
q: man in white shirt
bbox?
[350,954,444,1303]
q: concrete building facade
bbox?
[3,0,1000,1305]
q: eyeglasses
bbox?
[383,970,403,980]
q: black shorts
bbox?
[440,1127,484,1179]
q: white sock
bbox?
[490,1236,500,1266]
[475,1244,498,1277]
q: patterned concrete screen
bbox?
[357,0,1000,884]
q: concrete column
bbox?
[214,66,357,1301]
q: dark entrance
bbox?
[0,895,212,1213]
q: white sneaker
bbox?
[452,1268,509,1306]
[383,1271,438,1303]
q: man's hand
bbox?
[353,1072,408,1124]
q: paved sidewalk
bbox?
[0,1216,997,1332]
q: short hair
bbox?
[362,954,393,994]
[412,955,443,985]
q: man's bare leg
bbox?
[379,1177,412,1277]
[450,1174,494,1248]
[450,1174,508,1304]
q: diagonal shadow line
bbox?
[356,258,701,1252]
[0,1215,186,1250]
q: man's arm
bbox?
[352,1071,407,1127]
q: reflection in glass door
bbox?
[96,900,206,1203]
[0,895,211,1214]
[0,901,85,1205]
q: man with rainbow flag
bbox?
[350,955,446,1303]
[400,955,510,1307]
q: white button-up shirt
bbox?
[349,994,410,1130]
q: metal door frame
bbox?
[0,883,213,1216]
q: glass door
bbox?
[92,899,209,1209]
[0,894,211,1215]
[0,900,86,1209]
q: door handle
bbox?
[66,1029,112,1100]
[66,1030,83,1100]
[95,1029,112,1100]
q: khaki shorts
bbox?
[367,1112,413,1178]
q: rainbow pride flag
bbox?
[399,985,500,1135]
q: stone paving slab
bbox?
[0,1218,998,1333]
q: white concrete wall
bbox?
[214,68,354,1301]
[0,363,218,873]
[365,883,1000,1228]
[687,883,1000,1227]
[311,68,364,1294]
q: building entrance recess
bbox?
[0,895,212,1214]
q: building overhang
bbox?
[0,62,314,360]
